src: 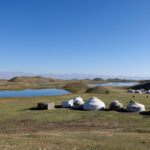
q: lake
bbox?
[88,82,138,87]
[0,89,70,98]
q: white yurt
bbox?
[73,97,84,105]
[83,97,105,111]
[146,90,150,94]
[140,89,145,92]
[109,100,123,111]
[126,101,145,112]
[135,90,142,94]
[73,97,84,109]
[62,99,73,108]
[128,89,135,93]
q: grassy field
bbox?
[0,87,150,149]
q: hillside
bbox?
[131,81,150,90]
[86,86,110,94]
[0,76,141,91]
[8,76,55,83]
[63,82,89,93]
[0,76,67,90]
[0,76,110,90]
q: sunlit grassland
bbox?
[0,87,150,149]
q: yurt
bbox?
[126,101,145,112]
[140,89,145,92]
[83,97,105,111]
[128,89,135,93]
[135,90,142,94]
[73,97,84,105]
[62,99,73,108]
[73,97,84,109]
[146,90,150,94]
[109,100,123,111]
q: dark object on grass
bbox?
[73,105,84,110]
[106,90,110,94]
[37,102,55,110]
[140,111,150,115]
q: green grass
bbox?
[63,82,89,93]
[0,87,150,149]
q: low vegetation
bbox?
[63,82,89,93]
[0,76,149,149]
[0,87,150,149]
[86,86,110,94]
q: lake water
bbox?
[88,82,138,87]
[0,89,70,98]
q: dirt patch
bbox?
[0,119,128,134]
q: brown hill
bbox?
[86,86,110,94]
[8,76,54,83]
[63,82,89,93]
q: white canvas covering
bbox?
[62,99,73,108]
[73,97,84,109]
[73,97,84,105]
[140,89,145,92]
[126,102,145,112]
[146,90,150,94]
[128,89,135,93]
[83,97,105,111]
[109,100,123,111]
[135,90,142,94]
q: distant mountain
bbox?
[0,72,36,79]
[0,72,150,80]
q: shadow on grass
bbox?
[55,105,62,109]
[21,106,142,114]
[140,111,150,115]
[28,105,62,110]
[29,105,63,111]
[102,108,129,113]
[70,108,129,112]
[19,105,63,111]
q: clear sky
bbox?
[0,0,150,76]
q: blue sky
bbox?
[0,0,150,76]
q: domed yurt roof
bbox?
[109,100,123,111]
[128,89,135,93]
[73,97,84,110]
[126,101,145,112]
[62,99,73,108]
[83,97,105,111]
[73,97,84,105]
[135,90,142,94]
[146,90,150,94]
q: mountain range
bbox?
[0,72,150,80]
